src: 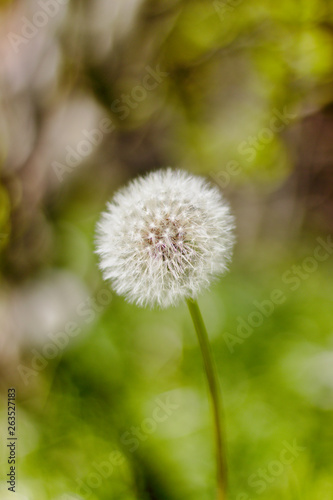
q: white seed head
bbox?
[95,169,235,308]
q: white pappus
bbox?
[95,168,235,308]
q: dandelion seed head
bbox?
[95,169,235,308]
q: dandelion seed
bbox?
[95,168,235,308]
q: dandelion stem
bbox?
[186,298,227,500]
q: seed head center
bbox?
[141,216,185,257]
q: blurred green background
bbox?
[1,0,333,499]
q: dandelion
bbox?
[96,168,234,308]
[96,168,235,500]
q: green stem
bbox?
[187,298,227,500]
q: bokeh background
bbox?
[1,0,333,499]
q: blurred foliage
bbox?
[1,244,333,500]
[0,0,333,499]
